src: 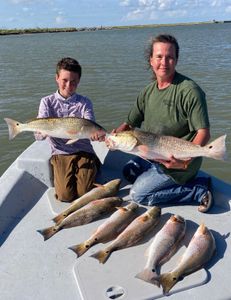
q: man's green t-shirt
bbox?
[126,72,210,184]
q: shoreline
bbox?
[0,20,228,36]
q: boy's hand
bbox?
[34,131,47,140]
[90,130,106,142]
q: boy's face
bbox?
[56,69,80,99]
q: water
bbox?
[0,23,230,183]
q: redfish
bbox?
[4,116,106,143]
[106,129,227,161]
[91,206,161,264]
[159,223,216,295]
[69,202,139,257]
[136,215,186,286]
[53,179,121,224]
[37,197,123,241]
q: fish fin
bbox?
[66,139,79,145]
[206,134,227,160]
[52,213,66,224]
[37,225,59,241]
[91,249,111,264]
[199,223,206,234]
[159,271,179,295]
[140,215,149,222]
[68,242,90,257]
[116,206,127,212]
[135,268,160,287]
[4,118,22,140]
[93,182,104,187]
[137,145,150,157]
[144,245,151,257]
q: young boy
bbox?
[36,57,101,202]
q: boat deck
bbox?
[0,141,231,300]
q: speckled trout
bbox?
[91,206,161,264]
[69,202,139,257]
[37,197,123,241]
[136,215,186,286]
[53,179,121,224]
[159,223,216,295]
[4,117,106,143]
[106,129,227,161]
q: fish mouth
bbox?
[105,137,116,149]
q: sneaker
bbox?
[198,190,214,213]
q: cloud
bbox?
[22,6,29,11]
[226,5,231,12]
[120,0,130,6]
[126,8,144,20]
[9,0,53,3]
[55,15,66,25]
[121,0,231,23]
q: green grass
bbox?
[0,21,223,36]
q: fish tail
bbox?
[206,135,227,160]
[4,118,21,140]
[159,271,179,295]
[52,213,66,224]
[135,268,160,287]
[91,249,111,264]
[68,242,91,257]
[37,225,59,241]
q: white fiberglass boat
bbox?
[0,140,230,300]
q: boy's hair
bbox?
[56,57,82,78]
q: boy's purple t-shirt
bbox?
[36,91,96,155]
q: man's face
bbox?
[56,69,80,99]
[150,42,177,82]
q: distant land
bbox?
[0,20,230,35]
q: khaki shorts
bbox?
[50,151,100,202]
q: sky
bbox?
[1,0,231,29]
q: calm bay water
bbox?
[0,23,230,183]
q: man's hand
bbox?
[156,155,192,170]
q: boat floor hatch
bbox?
[73,240,207,300]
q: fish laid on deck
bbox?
[136,214,186,286]
[69,202,139,257]
[4,116,106,144]
[159,223,216,295]
[38,197,123,241]
[91,206,161,264]
[53,178,121,224]
[106,129,227,161]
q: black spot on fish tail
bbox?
[172,277,177,281]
